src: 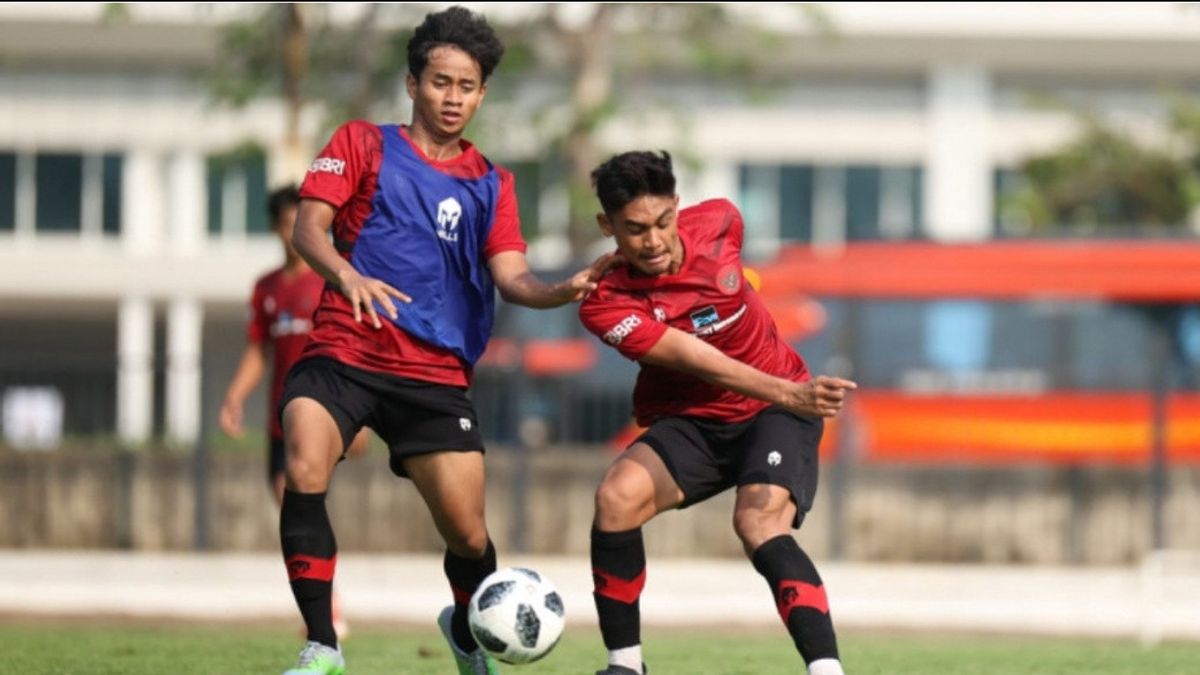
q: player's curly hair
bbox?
[591,151,677,214]
[407,6,505,82]
[267,184,300,228]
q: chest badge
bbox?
[717,264,741,295]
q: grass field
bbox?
[7,619,1200,675]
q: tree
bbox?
[1002,108,1200,233]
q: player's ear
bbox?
[597,213,614,238]
[405,72,418,100]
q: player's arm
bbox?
[638,327,857,418]
[218,342,267,438]
[292,199,411,328]
[488,250,620,309]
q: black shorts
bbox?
[279,357,484,478]
[268,436,286,480]
[637,407,823,529]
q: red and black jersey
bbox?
[298,121,527,386]
[579,199,810,426]
[247,267,326,439]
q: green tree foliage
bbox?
[1005,109,1200,232]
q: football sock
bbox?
[444,539,497,653]
[592,526,646,653]
[608,644,645,672]
[809,657,846,675]
[751,534,839,664]
[280,489,338,648]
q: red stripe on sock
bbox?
[450,584,471,606]
[593,568,646,604]
[776,580,829,619]
[285,554,336,582]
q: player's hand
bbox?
[559,252,625,302]
[218,398,245,438]
[783,375,858,418]
[336,267,412,329]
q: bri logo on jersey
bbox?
[308,157,346,176]
[604,314,642,345]
[436,197,462,242]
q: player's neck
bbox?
[404,121,464,162]
[282,254,309,276]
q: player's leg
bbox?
[277,360,369,673]
[403,449,498,674]
[594,417,722,675]
[733,410,842,675]
[384,383,495,674]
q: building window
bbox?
[102,154,123,235]
[207,147,268,236]
[0,150,121,236]
[35,153,83,232]
[507,160,543,240]
[0,153,14,232]
[739,162,923,245]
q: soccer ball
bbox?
[468,567,565,664]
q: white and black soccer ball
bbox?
[468,567,565,664]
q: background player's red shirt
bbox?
[580,199,810,426]
[247,267,326,439]
[299,120,527,386]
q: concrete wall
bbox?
[2,448,1198,564]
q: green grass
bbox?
[6,619,1200,674]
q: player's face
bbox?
[599,194,683,277]
[274,204,299,260]
[406,46,487,141]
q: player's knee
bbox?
[594,476,651,526]
[733,506,789,550]
[284,446,330,492]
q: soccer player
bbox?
[580,151,857,675]
[277,7,613,675]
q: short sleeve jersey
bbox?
[247,267,326,439]
[579,199,810,426]
[298,121,527,386]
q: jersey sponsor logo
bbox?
[717,264,742,295]
[690,305,719,330]
[437,197,462,242]
[693,303,748,337]
[269,312,313,338]
[603,314,642,345]
[308,157,346,176]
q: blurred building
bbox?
[2,3,1200,444]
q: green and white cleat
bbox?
[283,640,346,675]
[437,605,499,675]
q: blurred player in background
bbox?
[218,184,365,640]
[580,151,856,675]
[276,7,613,675]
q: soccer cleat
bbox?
[438,605,500,675]
[595,665,647,675]
[282,640,345,675]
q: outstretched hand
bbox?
[783,375,858,418]
[336,268,412,329]
[558,252,625,303]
